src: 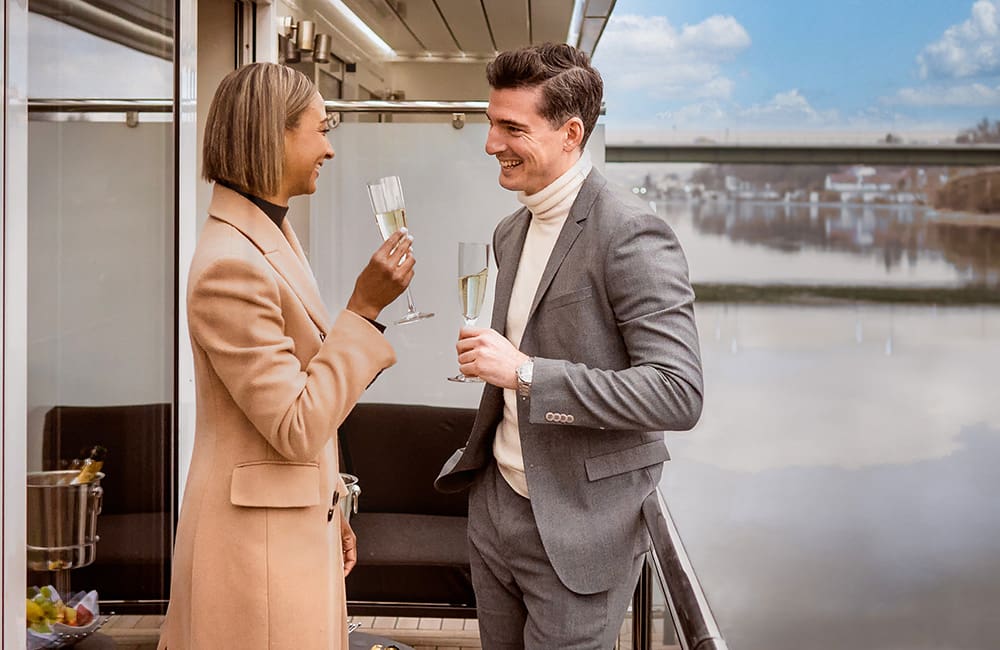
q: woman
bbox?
[158,62,414,649]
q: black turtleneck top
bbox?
[218,180,385,334]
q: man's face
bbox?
[485,86,577,195]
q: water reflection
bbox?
[664,304,1000,650]
[657,200,1000,287]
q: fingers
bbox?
[342,515,357,576]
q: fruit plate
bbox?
[26,615,109,650]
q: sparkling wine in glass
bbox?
[365,175,434,325]
[449,242,490,382]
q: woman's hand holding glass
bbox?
[365,175,434,324]
[346,230,415,321]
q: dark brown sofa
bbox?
[339,402,477,617]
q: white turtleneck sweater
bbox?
[493,150,593,498]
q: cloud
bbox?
[917,0,1000,79]
[656,89,840,129]
[889,82,1000,106]
[595,14,750,101]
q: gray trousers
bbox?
[468,462,643,650]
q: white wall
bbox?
[26,122,174,470]
[310,122,605,408]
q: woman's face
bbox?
[282,92,335,200]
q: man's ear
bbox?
[563,117,585,151]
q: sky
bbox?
[592,0,1000,143]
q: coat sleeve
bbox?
[188,255,396,461]
[527,213,704,432]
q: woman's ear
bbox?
[564,117,585,152]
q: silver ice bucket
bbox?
[26,470,104,571]
[340,473,361,522]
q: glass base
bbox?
[396,310,434,325]
[448,373,484,383]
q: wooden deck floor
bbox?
[96,614,483,649]
[95,611,677,649]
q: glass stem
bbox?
[404,288,417,313]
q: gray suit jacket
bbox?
[436,168,703,595]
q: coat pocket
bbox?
[230,460,321,508]
[585,441,670,482]
[545,285,594,310]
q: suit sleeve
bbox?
[528,214,703,432]
[188,255,396,461]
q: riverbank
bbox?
[694,283,1000,305]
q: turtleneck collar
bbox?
[217,180,289,228]
[516,150,593,220]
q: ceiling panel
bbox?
[531,0,574,45]
[584,0,615,15]
[435,0,494,54]
[393,0,458,53]
[342,0,423,52]
[483,0,529,52]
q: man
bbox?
[436,44,704,648]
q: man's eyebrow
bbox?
[486,113,528,129]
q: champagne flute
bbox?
[449,242,490,382]
[365,175,434,325]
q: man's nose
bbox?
[325,142,335,160]
[485,129,504,155]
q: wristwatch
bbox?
[516,358,534,397]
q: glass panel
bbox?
[595,1,1000,147]
[609,163,999,289]
[26,2,175,613]
[312,122,605,408]
[614,159,1000,647]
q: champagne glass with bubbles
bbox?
[449,242,490,382]
[365,175,434,324]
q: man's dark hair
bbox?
[486,43,603,148]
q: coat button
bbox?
[327,508,335,522]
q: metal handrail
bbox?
[607,142,1000,166]
[325,100,489,114]
[634,488,728,650]
[27,99,173,113]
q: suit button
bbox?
[567,414,575,424]
[545,412,554,422]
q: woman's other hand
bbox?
[341,510,358,576]
[347,229,415,320]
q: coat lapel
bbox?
[524,168,606,325]
[490,208,531,335]
[207,184,332,335]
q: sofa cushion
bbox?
[338,403,476,517]
[351,512,469,566]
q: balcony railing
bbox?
[632,489,728,650]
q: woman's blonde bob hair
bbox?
[202,62,319,198]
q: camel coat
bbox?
[159,184,395,649]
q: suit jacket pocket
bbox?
[585,441,670,481]
[545,285,594,310]
[230,460,321,508]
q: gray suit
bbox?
[437,168,703,640]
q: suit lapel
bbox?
[208,184,332,335]
[490,208,531,335]
[524,169,605,325]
